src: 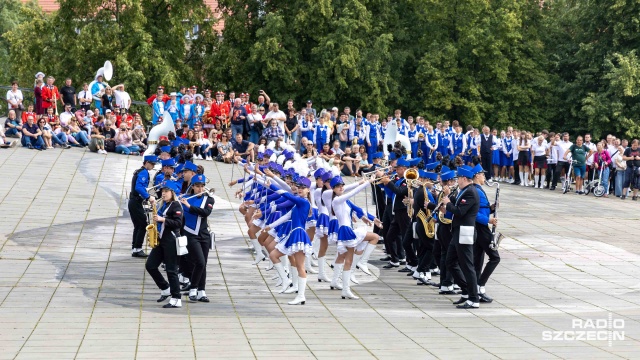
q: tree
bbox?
[0,0,44,85]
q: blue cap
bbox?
[409,158,421,167]
[321,171,333,182]
[425,162,439,171]
[284,168,295,178]
[264,149,274,158]
[192,174,206,184]
[471,164,484,175]
[396,158,410,167]
[388,152,398,161]
[161,158,176,167]
[314,168,326,179]
[171,139,183,148]
[457,165,474,179]
[183,161,198,172]
[160,145,172,153]
[159,180,180,193]
[297,177,311,188]
[372,152,383,160]
[330,176,345,188]
[175,163,184,173]
[440,171,456,182]
[440,166,451,174]
[421,171,438,181]
[418,170,429,179]
[143,155,158,163]
[284,150,294,160]
[257,152,264,160]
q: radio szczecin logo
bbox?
[542,313,625,346]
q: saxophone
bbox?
[416,186,436,238]
[146,201,159,248]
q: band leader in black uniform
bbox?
[377,157,411,268]
[128,155,158,258]
[441,165,480,309]
[145,180,184,308]
[180,174,215,303]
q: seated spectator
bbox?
[103,120,117,139]
[195,130,212,161]
[331,140,345,156]
[0,128,19,148]
[5,110,23,139]
[21,115,45,150]
[208,129,219,158]
[216,132,234,163]
[114,124,140,155]
[359,152,373,174]
[263,119,284,142]
[131,126,147,152]
[68,118,90,147]
[302,140,316,158]
[319,143,334,161]
[38,116,69,149]
[232,132,255,163]
[89,126,107,154]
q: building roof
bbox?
[22,0,224,32]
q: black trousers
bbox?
[433,223,453,287]
[372,185,386,235]
[445,230,478,303]
[128,197,147,249]
[385,210,409,262]
[546,163,556,187]
[552,161,570,187]
[145,236,181,299]
[415,220,435,273]
[513,162,520,183]
[380,199,393,251]
[481,151,492,178]
[187,237,211,291]
[473,225,500,287]
[402,222,418,267]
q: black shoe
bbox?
[439,290,456,295]
[479,293,493,303]
[399,259,407,265]
[621,195,626,200]
[28,145,33,149]
[189,295,198,302]
[157,294,170,303]
[379,256,392,262]
[417,278,436,286]
[407,272,415,277]
[456,302,479,309]
[197,296,210,303]
[633,196,638,201]
[132,250,148,258]
[398,267,412,273]
[430,269,440,276]
[453,297,468,305]
[162,302,180,308]
[180,282,191,292]
[550,186,556,191]
[382,262,399,269]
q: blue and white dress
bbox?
[315,187,330,236]
[274,191,313,256]
[332,181,371,254]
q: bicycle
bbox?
[562,160,576,194]
[584,162,606,197]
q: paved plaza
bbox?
[0,146,639,359]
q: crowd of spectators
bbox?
[2,77,639,200]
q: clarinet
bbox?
[486,181,500,250]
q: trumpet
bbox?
[364,166,393,184]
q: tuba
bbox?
[404,168,419,218]
[146,201,159,248]
[383,119,412,159]
[145,111,175,155]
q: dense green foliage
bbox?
[3,0,640,138]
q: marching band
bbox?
[131,120,503,310]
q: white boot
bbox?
[312,240,320,260]
[330,263,343,290]
[284,267,299,294]
[356,243,376,276]
[305,253,318,274]
[317,257,331,282]
[341,270,359,300]
[350,253,362,284]
[288,277,307,305]
[274,263,292,293]
[251,240,267,264]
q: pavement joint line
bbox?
[72,153,123,360]
[211,159,259,360]
[12,149,89,356]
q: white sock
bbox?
[540,175,545,187]
[161,288,170,296]
[519,172,524,184]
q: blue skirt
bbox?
[316,213,330,235]
[328,219,339,243]
[500,152,513,167]
[273,221,292,243]
[276,227,313,256]
[306,208,318,229]
[336,226,368,254]
[492,149,501,165]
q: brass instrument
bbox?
[146,201,159,248]
[53,92,58,116]
[486,181,504,250]
[404,168,419,217]
[432,185,459,224]
[416,185,436,238]
[352,137,359,145]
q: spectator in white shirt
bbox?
[112,84,132,112]
[531,135,549,188]
[6,81,24,120]
[264,103,286,134]
[583,133,597,181]
[551,132,573,190]
[77,83,93,112]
